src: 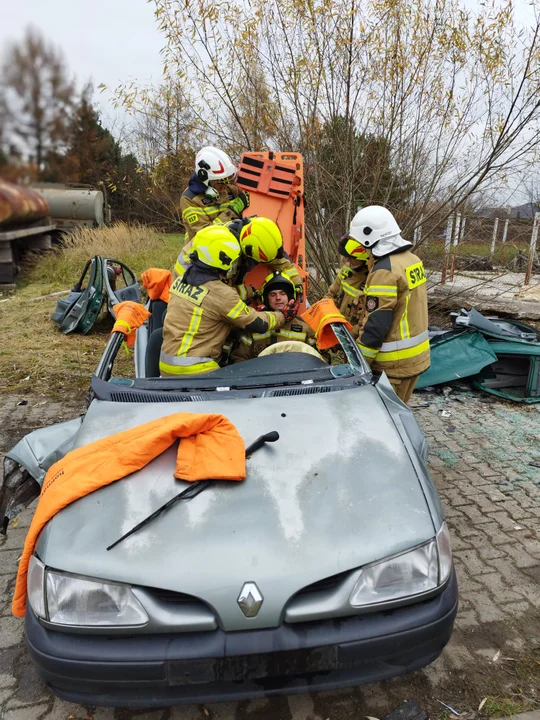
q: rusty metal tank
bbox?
[32,183,106,229]
[0,179,50,228]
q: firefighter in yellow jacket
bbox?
[351,206,430,404]
[179,147,250,243]
[326,234,370,337]
[160,227,296,376]
[174,216,303,300]
[232,271,316,362]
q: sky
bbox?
[0,0,165,122]
[1,0,539,204]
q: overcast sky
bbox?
[0,0,165,122]
[1,0,538,204]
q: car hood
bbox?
[37,385,436,630]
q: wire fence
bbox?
[307,211,540,314]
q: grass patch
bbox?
[17,222,181,298]
[0,224,182,398]
[420,241,528,265]
[482,695,535,718]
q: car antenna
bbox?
[106,431,279,551]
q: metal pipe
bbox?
[450,213,461,282]
[525,212,540,286]
[490,217,499,259]
[441,213,454,285]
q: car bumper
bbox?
[26,569,458,707]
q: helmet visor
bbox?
[343,237,369,260]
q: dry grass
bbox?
[16,222,181,299]
[0,224,183,397]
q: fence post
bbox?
[413,215,424,246]
[524,212,540,286]
[450,213,461,281]
[459,216,467,242]
[441,213,454,284]
[501,218,509,244]
[490,217,499,259]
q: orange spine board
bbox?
[236,152,307,306]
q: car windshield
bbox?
[94,324,371,398]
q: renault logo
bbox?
[237,582,263,618]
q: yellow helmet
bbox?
[190,226,241,272]
[239,217,283,263]
[339,233,370,261]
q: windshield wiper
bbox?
[106,431,280,550]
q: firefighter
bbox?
[232,271,315,362]
[175,216,303,299]
[179,147,250,243]
[160,226,297,376]
[352,206,430,404]
[326,234,369,338]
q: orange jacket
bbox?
[141,268,172,303]
[301,298,351,350]
[12,412,246,618]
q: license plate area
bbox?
[168,646,337,685]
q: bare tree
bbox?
[2,27,75,171]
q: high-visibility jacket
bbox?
[174,219,301,293]
[326,262,368,336]
[160,272,285,376]
[357,248,430,378]
[12,412,246,618]
[231,317,316,363]
[179,175,244,243]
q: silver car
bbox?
[2,322,457,707]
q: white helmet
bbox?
[195,146,236,185]
[349,205,411,257]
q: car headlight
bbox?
[436,521,453,583]
[349,523,453,608]
[28,555,46,619]
[27,557,148,627]
[349,541,438,607]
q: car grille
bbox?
[148,588,210,608]
[294,570,351,597]
[109,391,203,402]
[269,386,334,397]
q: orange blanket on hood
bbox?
[12,412,246,618]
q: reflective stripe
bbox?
[365,285,398,297]
[159,358,219,375]
[182,206,219,218]
[114,319,132,334]
[357,342,378,358]
[400,294,411,340]
[267,313,277,330]
[253,331,271,341]
[276,329,307,341]
[240,335,253,346]
[178,307,204,356]
[379,330,429,352]
[237,284,248,301]
[282,268,298,279]
[315,312,345,336]
[227,299,246,320]
[376,338,430,362]
[341,281,360,297]
[175,260,186,277]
